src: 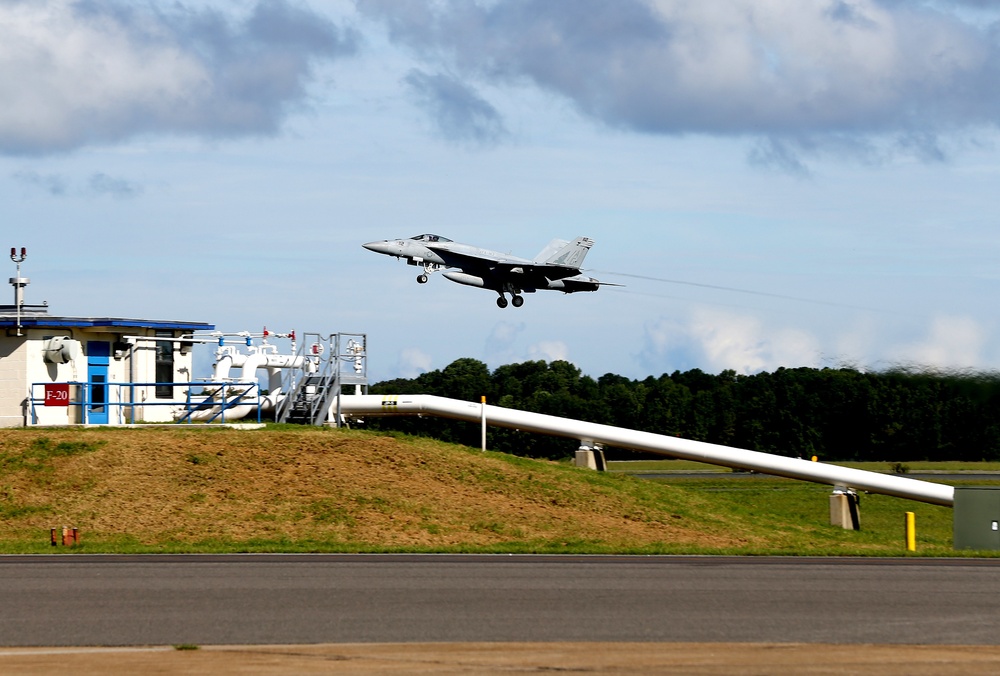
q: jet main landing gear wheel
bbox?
[511,295,524,308]
[496,296,509,308]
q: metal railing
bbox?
[29,380,262,425]
[275,332,331,425]
[274,332,368,426]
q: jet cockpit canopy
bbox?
[410,234,453,243]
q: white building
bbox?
[1,289,212,427]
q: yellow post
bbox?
[481,396,487,452]
[905,511,916,552]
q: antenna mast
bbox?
[9,247,27,337]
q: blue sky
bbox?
[3,0,1000,382]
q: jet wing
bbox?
[424,244,582,281]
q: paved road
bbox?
[1,555,998,646]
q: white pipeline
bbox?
[338,394,955,507]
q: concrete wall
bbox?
[24,330,84,426]
[0,335,28,426]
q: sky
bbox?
[3,0,1000,383]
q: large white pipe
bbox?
[213,352,235,381]
[223,352,269,420]
[186,350,306,422]
[337,394,955,507]
[187,351,262,421]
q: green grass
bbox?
[2,426,999,556]
[0,437,104,473]
[646,475,966,554]
[4,475,993,557]
[566,458,1000,556]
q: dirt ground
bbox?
[2,643,1000,675]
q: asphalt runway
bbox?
[1,554,999,647]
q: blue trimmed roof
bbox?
[0,315,214,331]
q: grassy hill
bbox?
[0,425,985,555]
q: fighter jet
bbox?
[362,234,610,308]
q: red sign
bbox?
[44,383,70,407]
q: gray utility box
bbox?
[953,487,1000,550]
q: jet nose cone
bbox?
[363,240,390,254]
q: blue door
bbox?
[87,341,110,424]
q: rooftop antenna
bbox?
[10,247,27,337]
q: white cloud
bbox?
[394,347,432,378]
[639,308,821,374]
[404,69,507,146]
[891,315,986,370]
[359,0,1000,165]
[12,169,142,198]
[830,318,880,370]
[527,340,569,363]
[0,0,356,155]
[484,321,525,364]
[11,170,68,196]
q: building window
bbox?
[155,331,174,399]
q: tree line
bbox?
[367,358,1000,462]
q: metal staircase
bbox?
[275,332,367,426]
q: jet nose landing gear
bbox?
[416,263,443,284]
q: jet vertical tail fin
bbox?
[538,237,594,269]
[533,239,568,263]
